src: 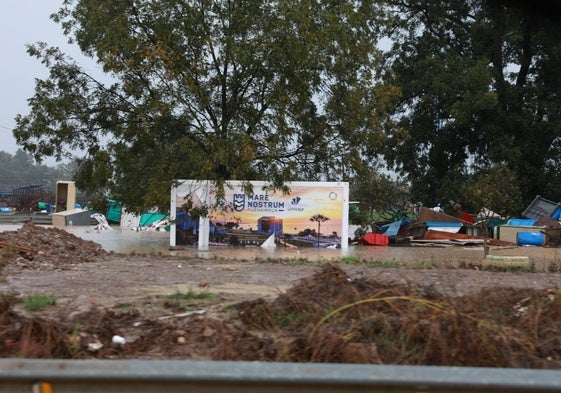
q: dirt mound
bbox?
[1,264,561,367]
[0,223,109,270]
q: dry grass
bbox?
[237,264,561,367]
[1,264,561,367]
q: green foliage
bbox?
[0,150,74,190]
[13,0,561,211]
[362,259,402,268]
[275,312,306,327]
[181,199,209,219]
[381,0,561,207]
[67,324,82,354]
[114,302,135,312]
[22,294,57,311]
[339,256,361,264]
[338,256,403,268]
[461,163,524,218]
[478,262,536,273]
[256,256,322,266]
[14,0,394,213]
[547,260,561,273]
[0,149,94,210]
[167,290,217,302]
[349,164,411,228]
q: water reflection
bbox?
[0,224,170,255]
[64,226,171,254]
[0,223,490,263]
[63,226,426,262]
[0,224,402,260]
[2,223,559,267]
[186,243,412,261]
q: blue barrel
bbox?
[517,232,545,246]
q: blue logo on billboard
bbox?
[233,194,245,212]
[288,196,304,211]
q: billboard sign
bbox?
[171,180,349,249]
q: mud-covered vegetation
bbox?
[0,262,560,368]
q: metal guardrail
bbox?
[1,359,561,393]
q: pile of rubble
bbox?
[0,223,110,270]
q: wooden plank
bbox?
[0,240,37,254]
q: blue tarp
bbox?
[379,218,412,235]
[383,221,402,236]
[507,218,537,226]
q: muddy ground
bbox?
[2,223,561,367]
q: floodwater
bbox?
[0,223,399,258]
[0,224,170,255]
[2,223,560,265]
[0,223,426,261]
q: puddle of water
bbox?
[1,223,401,260]
[0,224,169,254]
[185,244,405,261]
[2,223,485,262]
[64,226,171,254]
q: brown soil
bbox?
[1,223,561,367]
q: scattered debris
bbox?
[360,197,561,248]
[0,206,560,365]
[87,342,104,352]
[0,240,560,367]
[359,233,389,246]
[522,195,561,221]
[157,310,206,321]
[91,213,113,232]
[111,335,126,345]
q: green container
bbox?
[106,200,123,223]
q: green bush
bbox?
[22,294,57,311]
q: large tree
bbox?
[381,0,561,208]
[349,162,410,227]
[13,0,395,212]
[0,150,73,190]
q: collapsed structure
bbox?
[360,195,561,248]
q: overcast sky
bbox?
[0,1,94,164]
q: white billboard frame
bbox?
[170,180,349,250]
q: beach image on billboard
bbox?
[171,180,348,248]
